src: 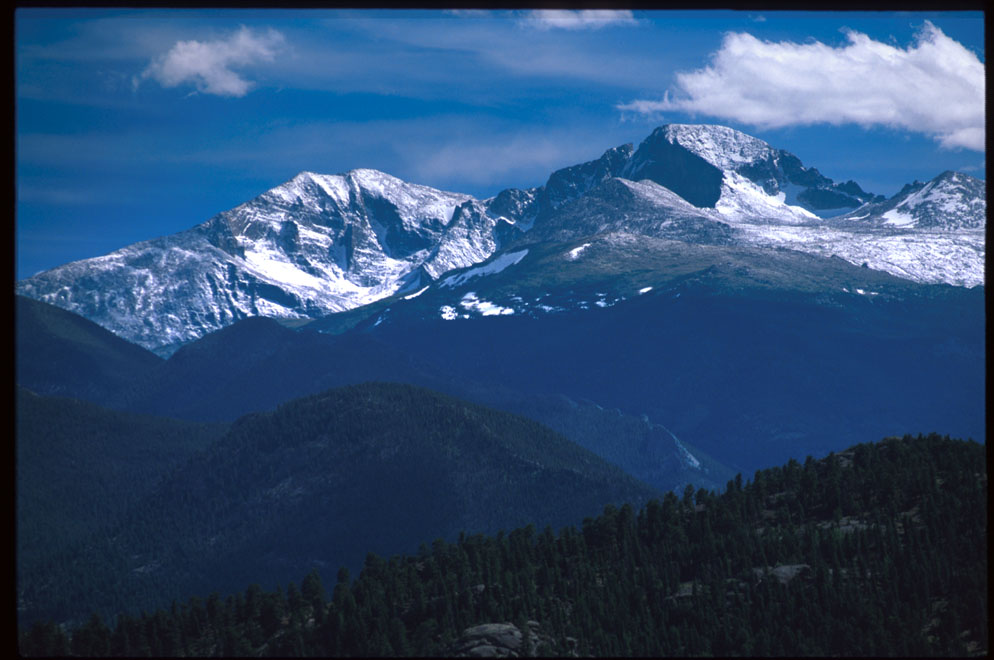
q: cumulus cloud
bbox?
[136,26,284,97]
[522,10,636,30]
[619,21,985,151]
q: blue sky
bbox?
[15,9,985,280]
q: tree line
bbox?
[20,433,987,656]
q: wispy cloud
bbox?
[18,182,114,206]
[521,10,636,31]
[618,21,985,151]
[136,25,284,97]
[160,116,631,197]
[323,14,660,94]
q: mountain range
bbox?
[15,123,985,355]
[15,121,985,490]
[14,123,985,633]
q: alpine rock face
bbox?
[518,125,984,288]
[16,124,985,352]
[18,170,496,353]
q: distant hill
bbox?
[15,295,161,405]
[17,382,661,626]
[14,297,738,496]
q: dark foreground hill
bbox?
[23,433,986,657]
[17,382,659,627]
[15,388,226,583]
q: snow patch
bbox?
[459,291,515,316]
[566,243,591,260]
[402,285,430,300]
[243,248,325,290]
[654,420,702,470]
[440,305,458,320]
[672,436,701,470]
[882,208,915,227]
[717,172,818,224]
[306,172,351,207]
[440,249,528,288]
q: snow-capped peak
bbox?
[662,124,777,171]
[15,124,985,354]
[837,170,985,231]
[891,171,986,229]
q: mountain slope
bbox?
[332,232,985,473]
[123,316,456,422]
[85,227,982,478]
[130,317,737,494]
[15,295,162,404]
[18,382,661,626]
[728,169,987,287]
[90,228,984,479]
[12,296,736,496]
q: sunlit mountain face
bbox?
[16,124,984,356]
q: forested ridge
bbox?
[20,433,986,657]
[16,387,226,580]
[17,383,658,629]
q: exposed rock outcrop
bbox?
[447,620,573,657]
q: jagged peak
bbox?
[651,123,776,171]
[603,142,635,158]
[933,170,984,185]
[346,167,403,183]
[274,168,472,212]
[287,168,444,192]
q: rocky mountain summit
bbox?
[835,170,986,230]
[16,169,488,354]
[619,124,881,213]
[16,124,985,353]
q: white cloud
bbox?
[136,26,284,97]
[619,21,985,151]
[521,10,636,30]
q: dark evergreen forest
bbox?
[20,433,987,657]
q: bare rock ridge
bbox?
[16,124,985,353]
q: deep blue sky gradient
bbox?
[15,9,985,279]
